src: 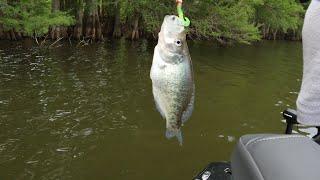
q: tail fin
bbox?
[166,129,183,146]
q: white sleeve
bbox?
[297,0,320,125]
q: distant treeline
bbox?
[0,0,309,45]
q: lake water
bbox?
[0,39,302,179]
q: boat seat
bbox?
[231,134,320,180]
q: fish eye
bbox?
[172,16,176,21]
[175,40,182,47]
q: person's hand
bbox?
[176,0,183,4]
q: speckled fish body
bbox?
[150,15,195,145]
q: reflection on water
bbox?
[0,40,302,179]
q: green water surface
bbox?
[0,40,302,179]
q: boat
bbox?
[194,109,320,180]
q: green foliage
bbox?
[255,0,305,33]
[190,0,261,44]
[116,0,173,36]
[142,1,174,36]
[0,1,22,31]
[0,0,74,37]
[114,0,304,44]
[0,0,306,43]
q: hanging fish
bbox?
[150,15,195,145]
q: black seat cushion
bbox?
[231,134,320,180]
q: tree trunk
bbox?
[266,25,270,40]
[61,0,66,10]
[293,30,296,41]
[85,8,93,38]
[51,0,61,39]
[84,0,103,41]
[74,3,84,40]
[0,25,4,39]
[9,29,16,40]
[262,26,266,39]
[95,10,103,40]
[60,27,68,38]
[113,2,121,38]
[5,31,11,40]
[273,29,277,40]
[131,15,139,40]
[14,29,22,40]
[0,1,5,40]
[99,0,103,15]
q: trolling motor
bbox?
[282,109,320,141]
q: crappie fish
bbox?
[150,15,195,145]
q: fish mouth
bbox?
[161,15,186,39]
[164,15,185,28]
